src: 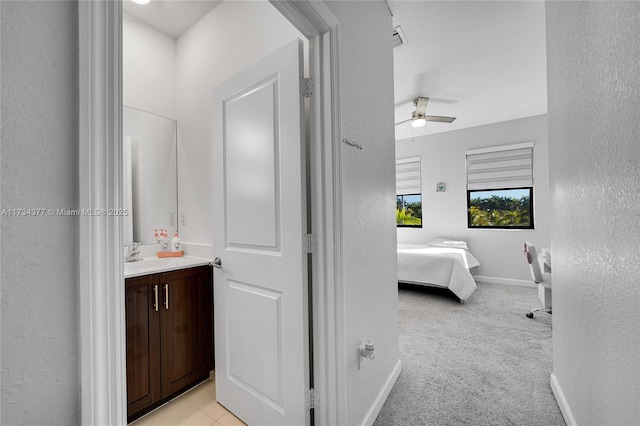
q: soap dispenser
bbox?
[171,230,182,252]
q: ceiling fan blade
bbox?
[395,118,412,126]
[414,97,429,116]
[425,115,457,123]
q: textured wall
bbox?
[546,1,640,424]
[1,1,80,424]
[324,2,400,424]
[396,115,551,284]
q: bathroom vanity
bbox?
[125,261,213,421]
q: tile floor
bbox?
[130,379,245,426]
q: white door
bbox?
[211,39,309,426]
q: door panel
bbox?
[227,281,283,406]
[224,76,280,251]
[212,39,309,426]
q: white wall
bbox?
[324,2,401,425]
[123,16,178,243]
[123,13,176,119]
[175,0,305,249]
[1,1,80,424]
[396,115,551,284]
[546,2,640,425]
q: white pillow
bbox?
[428,238,469,250]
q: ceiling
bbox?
[123,0,548,141]
[390,1,548,140]
[123,0,221,38]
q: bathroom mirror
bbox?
[123,106,178,245]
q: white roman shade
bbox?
[396,157,421,195]
[466,142,534,190]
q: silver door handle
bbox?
[212,257,222,269]
[153,285,159,312]
[164,284,169,310]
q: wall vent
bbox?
[392,26,407,48]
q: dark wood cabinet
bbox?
[125,265,213,421]
[159,267,214,397]
[125,274,161,418]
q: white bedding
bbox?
[397,242,480,302]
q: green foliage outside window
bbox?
[468,189,533,229]
[397,194,422,227]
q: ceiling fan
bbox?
[395,97,457,128]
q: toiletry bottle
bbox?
[171,230,182,252]
[153,228,159,244]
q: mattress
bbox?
[397,242,480,302]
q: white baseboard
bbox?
[473,275,535,288]
[361,359,402,426]
[550,373,577,426]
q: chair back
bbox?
[523,241,543,283]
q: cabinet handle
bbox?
[164,284,169,310]
[153,285,159,312]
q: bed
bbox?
[397,239,480,303]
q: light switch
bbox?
[180,211,187,226]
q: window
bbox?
[468,187,533,229]
[466,143,534,229]
[396,157,422,228]
[397,194,422,227]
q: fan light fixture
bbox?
[411,97,429,127]
[411,112,427,128]
[395,96,457,128]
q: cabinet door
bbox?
[160,266,213,398]
[125,275,161,417]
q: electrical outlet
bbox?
[180,211,186,226]
[169,211,176,226]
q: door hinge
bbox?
[303,233,317,254]
[307,388,320,410]
[301,77,314,98]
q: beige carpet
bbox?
[374,282,565,426]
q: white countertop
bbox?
[124,255,212,278]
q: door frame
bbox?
[77,1,346,425]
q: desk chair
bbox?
[523,242,552,318]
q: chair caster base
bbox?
[526,308,551,318]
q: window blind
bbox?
[466,142,533,190]
[396,157,421,195]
